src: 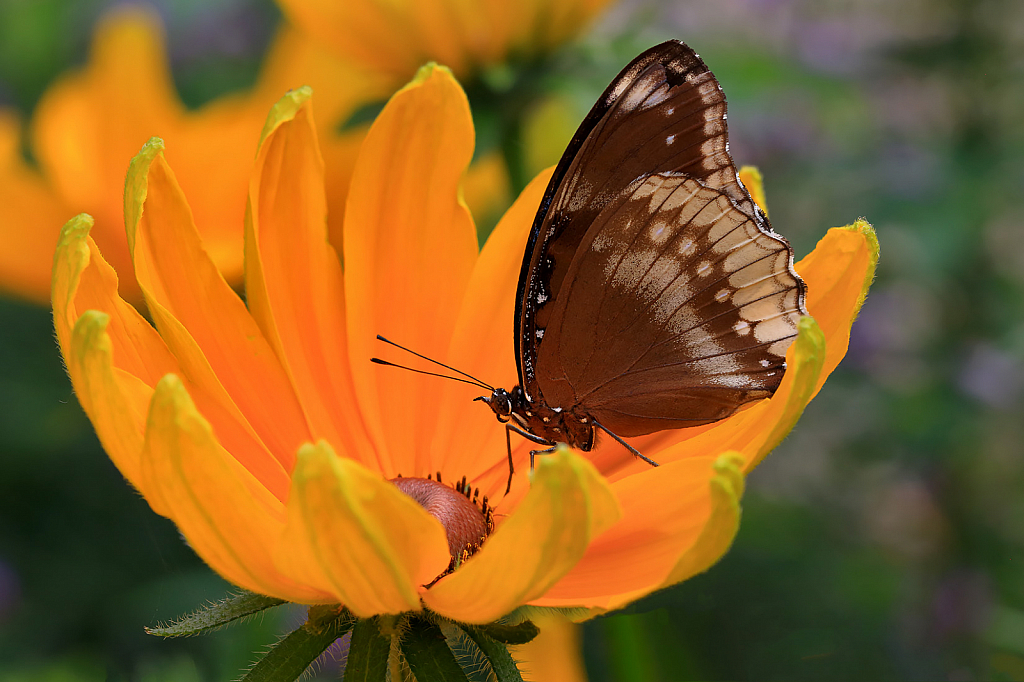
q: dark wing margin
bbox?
[514,40,767,400]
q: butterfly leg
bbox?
[503,424,555,491]
[529,446,558,470]
[503,426,514,495]
[592,419,659,467]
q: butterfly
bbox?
[474,40,807,486]
[375,40,807,493]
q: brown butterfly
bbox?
[475,40,807,484]
[377,40,806,492]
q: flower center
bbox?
[390,473,494,575]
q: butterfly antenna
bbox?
[374,335,495,391]
[370,358,492,391]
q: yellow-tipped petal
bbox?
[344,64,478,476]
[66,310,161,513]
[276,442,451,614]
[422,448,620,623]
[140,374,328,603]
[660,453,744,586]
[531,454,743,612]
[124,139,313,481]
[796,220,879,396]
[245,89,372,465]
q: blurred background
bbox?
[1,0,1022,680]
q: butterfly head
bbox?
[474,389,514,423]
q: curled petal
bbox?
[276,441,451,615]
[125,139,313,481]
[660,453,745,586]
[796,219,879,396]
[140,375,326,603]
[245,88,371,464]
[532,453,743,612]
[422,448,620,623]
[65,310,163,515]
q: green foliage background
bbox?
[1,0,1022,680]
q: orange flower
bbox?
[275,0,615,86]
[52,66,877,624]
[0,7,387,302]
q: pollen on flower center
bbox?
[390,474,494,575]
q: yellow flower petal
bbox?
[422,448,620,623]
[245,88,373,466]
[53,215,297,510]
[140,374,329,603]
[343,64,478,476]
[530,454,743,612]
[796,220,879,397]
[125,139,314,482]
[660,453,744,586]
[276,441,451,615]
[65,310,164,515]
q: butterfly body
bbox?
[479,386,596,451]
[481,40,808,474]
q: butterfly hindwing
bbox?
[534,173,804,436]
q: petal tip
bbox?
[70,309,113,361]
[56,213,95,248]
[796,315,826,354]
[260,86,315,145]
[712,451,746,501]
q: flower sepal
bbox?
[145,590,287,638]
[147,590,539,682]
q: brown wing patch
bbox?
[532,173,806,436]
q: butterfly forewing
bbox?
[516,40,807,436]
[517,41,766,398]
[534,173,804,436]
